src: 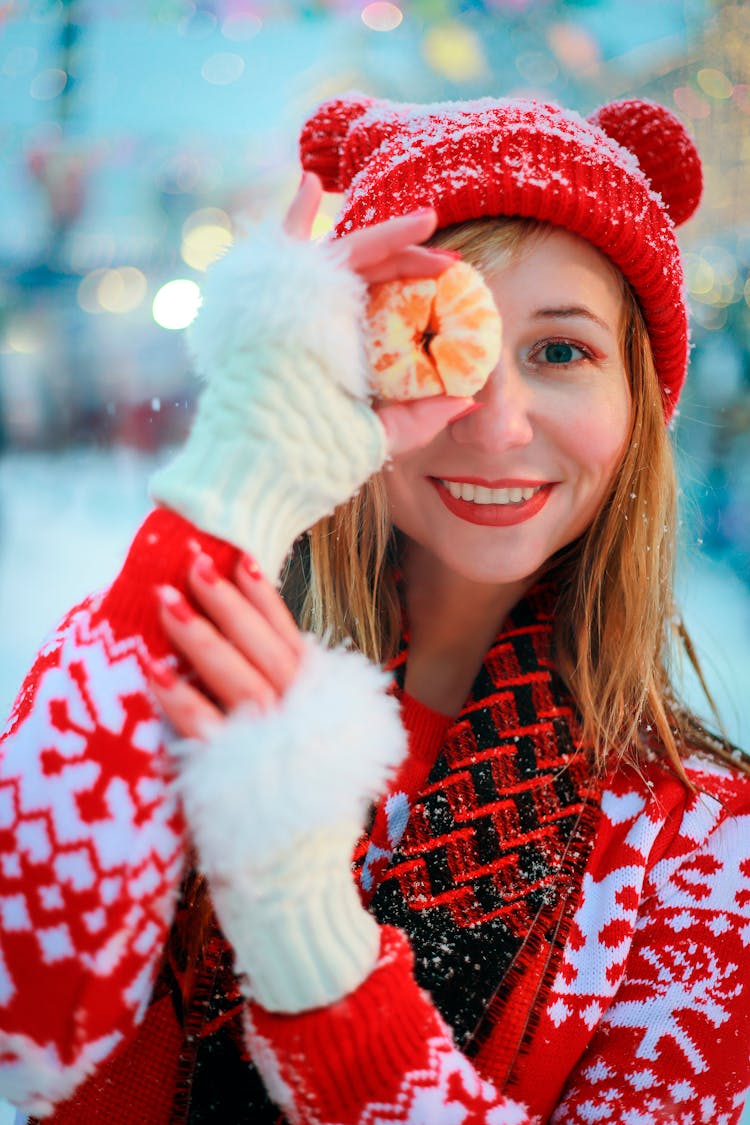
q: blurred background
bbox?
[0,1,749,1118]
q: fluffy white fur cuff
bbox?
[186,221,370,401]
[171,633,407,1011]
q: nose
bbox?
[450,351,534,450]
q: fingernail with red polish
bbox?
[194,553,220,585]
[158,585,195,623]
[436,249,462,260]
[449,401,483,423]
[147,656,177,690]
[240,555,262,580]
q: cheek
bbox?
[562,386,631,482]
[382,462,415,528]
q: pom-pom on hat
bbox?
[299,94,703,420]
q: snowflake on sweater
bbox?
[0,599,184,1111]
[357,1039,528,1125]
[603,935,742,1075]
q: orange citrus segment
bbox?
[364,261,502,400]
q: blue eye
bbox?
[543,341,579,364]
[527,338,593,369]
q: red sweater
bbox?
[1,508,750,1124]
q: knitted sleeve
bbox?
[246,924,533,1124]
[245,766,750,1125]
[548,779,750,1125]
[0,508,238,1117]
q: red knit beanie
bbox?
[299,94,703,421]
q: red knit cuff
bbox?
[94,507,242,649]
[248,926,445,1121]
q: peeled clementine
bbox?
[364,260,502,400]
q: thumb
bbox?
[283,171,323,240]
[376,397,480,457]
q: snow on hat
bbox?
[299,94,703,421]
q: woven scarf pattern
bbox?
[363,582,603,1075]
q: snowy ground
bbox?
[0,448,748,1124]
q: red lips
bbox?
[430,478,554,527]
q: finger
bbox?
[147,656,224,740]
[188,553,301,694]
[360,247,461,284]
[283,170,323,240]
[157,585,279,712]
[376,396,482,457]
[234,554,306,660]
[339,208,438,272]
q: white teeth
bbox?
[440,480,542,505]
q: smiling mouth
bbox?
[437,479,544,506]
[430,477,554,527]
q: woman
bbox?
[1,94,749,1124]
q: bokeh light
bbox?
[546,23,600,73]
[684,253,715,297]
[77,269,109,314]
[696,68,734,100]
[361,3,403,32]
[201,51,245,85]
[691,302,728,331]
[222,13,262,41]
[77,267,148,314]
[97,268,148,314]
[152,279,202,330]
[673,85,711,119]
[423,22,486,83]
[29,68,67,101]
[181,207,233,270]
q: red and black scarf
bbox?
[364,581,603,1082]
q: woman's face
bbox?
[384,226,632,587]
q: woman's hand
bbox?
[286,169,456,285]
[149,551,303,737]
[150,546,406,1015]
[288,171,473,459]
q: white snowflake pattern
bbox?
[550,863,643,1000]
[602,942,742,1075]
[358,1036,528,1125]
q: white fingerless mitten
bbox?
[149,224,388,581]
[171,635,407,1012]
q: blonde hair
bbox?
[281,217,745,783]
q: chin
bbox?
[423,546,550,588]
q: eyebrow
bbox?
[532,306,612,333]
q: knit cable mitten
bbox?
[171,633,407,1012]
[149,223,387,582]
